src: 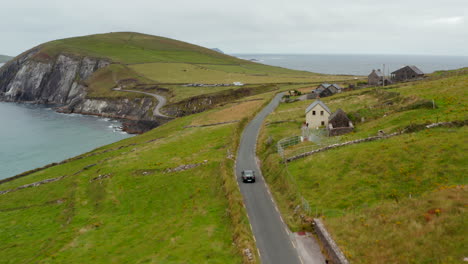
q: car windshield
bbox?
[244,171,254,176]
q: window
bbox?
[321,121,325,126]
[312,111,316,115]
[320,111,324,116]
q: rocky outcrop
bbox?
[164,85,277,117]
[0,50,110,105]
[0,50,167,133]
[61,97,155,120]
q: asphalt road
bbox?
[235,93,302,264]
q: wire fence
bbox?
[277,129,342,161]
[277,130,348,218]
[277,135,302,157]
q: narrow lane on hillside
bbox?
[235,93,303,264]
[113,88,169,117]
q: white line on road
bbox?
[299,256,305,264]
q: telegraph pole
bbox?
[382,64,385,87]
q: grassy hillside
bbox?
[36,32,245,64]
[0,54,13,63]
[257,70,467,263]
[25,32,355,102]
[0,92,281,263]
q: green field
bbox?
[129,62,341,85]
[257,70,468,263]
[35,32,242,64]
[24,32,355,104]
[0,92,282,263]
[5,31,465,263]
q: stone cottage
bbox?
[328,108,354,136]
[309,83,342,98]
[391,65,424,82]
[368,69,384,85]
[305,99,332,128]
[327,84,342,94]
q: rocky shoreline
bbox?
[0,49,278,134]
[0,49,169,134]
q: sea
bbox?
[1,54,467,179]
[233,54,468,75]
[0,81,132,180]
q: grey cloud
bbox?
[1,0,467,56]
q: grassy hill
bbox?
[0,91,283,263]
[0,32,365,263]
[27,32,354,102]
[258,69,467,263]
[0,54,13,63]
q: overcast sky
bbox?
[2,0,467,56]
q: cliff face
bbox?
[0,49,160,126]
[0,49,107,104]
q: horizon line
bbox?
[229,52,468,57]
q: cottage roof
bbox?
[391,65,424,75]
[370,69,384,77]
[408,65,424,75]
[314,87,324,93]
[331,84,342,90]
[305,99,332,114]
[320,83,332,88]
[328,108,348,121]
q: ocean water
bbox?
[234,54,468,75]
[0,102,132,180]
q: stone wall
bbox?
[286,132,400,162]
[329,127,354,136]
[313,218,349,264]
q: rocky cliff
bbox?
[0,48,108,104]
[0,49,165,132]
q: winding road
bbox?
[235,93,302,264]
[113,88,169,117]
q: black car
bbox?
[241,170,256,183]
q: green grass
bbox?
[286,127,466,214]
[163,84,248,103]
[326,186,467,263]
[257,70,468,262]
[35,32,242,65]
[0,93,279,263]
[84,64,154,99]
[262,72,467,142]
[23,32,356,104]
[129,62,334,84]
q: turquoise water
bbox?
[0,102,132,180]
